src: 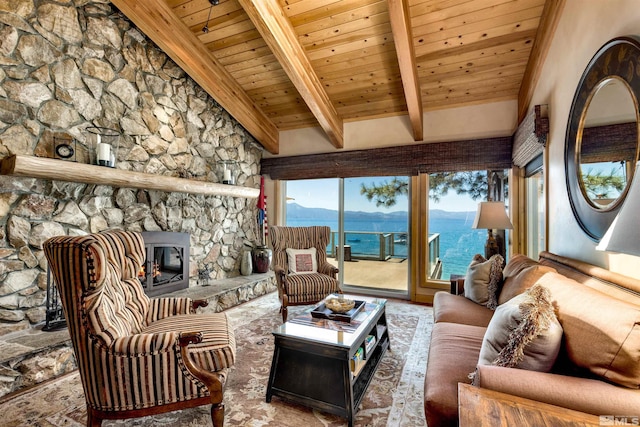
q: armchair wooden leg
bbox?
[281,305,288,322]
[211,403,224,427]
[87,408,102,427]
[179,333,230,426]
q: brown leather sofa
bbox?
[424,251,640,426]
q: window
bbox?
[427,170,509,279]
[525,156,546,257]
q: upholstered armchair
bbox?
[269,225,341,321]
[43,230,235,427]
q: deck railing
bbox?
[428,233,442,279]
[327,231,441,275]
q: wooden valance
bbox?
[261,136,512,180]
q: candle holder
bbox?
[86,126,120,168]
[218,160,237,185]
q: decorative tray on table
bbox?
[311,298,365,323]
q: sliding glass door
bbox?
[341,177,409,296]
[285,177,409,298]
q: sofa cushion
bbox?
[499,263,557,305]
[502,253,539,278]
[425,322,486,427]
[477,284,563,372]
[286,247,317,274]
[464,254,503,308]
[537,272,640,388]
[433,292,494,327]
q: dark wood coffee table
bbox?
[266,294,389,427]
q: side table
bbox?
[449,274,464,294]
[458,383,601,427]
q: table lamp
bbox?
[472,201,513,259]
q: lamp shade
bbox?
[472,201,514,230]
[596,161,640,255]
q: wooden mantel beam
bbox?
[237,0,344,149]
[111,0,279,154]
[518,0,566,123]
[388,0,423,141]
[1,155,259,198]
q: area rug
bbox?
[2,292,433,426]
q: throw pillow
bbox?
[536,272,640,388]
[464,254,504,309]
[286,247,317,274]
[477,284,563,372]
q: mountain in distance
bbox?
[286,202,475,220]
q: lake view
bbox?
[286,203,485,278]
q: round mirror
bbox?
[565,37,640,241]
[578,77,637,210]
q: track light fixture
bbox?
[202,0,220,33]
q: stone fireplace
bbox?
[0,0,279,399]
[0,2,265,338]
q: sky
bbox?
[286,177,480,213]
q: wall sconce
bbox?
[86,126,120,168]
[472,201,513,259]
[597,161,640,255]
[218,160,237,185]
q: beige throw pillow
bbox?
[286,247,317,274]
[464,254,504,309]
[477,284,563,372]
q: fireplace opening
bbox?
[139,231,190,297]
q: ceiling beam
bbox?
[387,0,423,141]
[517,0,566,123]
[237,0,344,149]
[110,0,280,154]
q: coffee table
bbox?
[266,294,389,427]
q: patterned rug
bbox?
[3,292,433,427]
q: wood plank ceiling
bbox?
[112,0,563,154]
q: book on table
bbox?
[363,335,376,358]
[350,347,364,374]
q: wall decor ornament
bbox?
[565,36,640,241]
[53,135,76,162]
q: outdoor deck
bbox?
[328,257,409,291]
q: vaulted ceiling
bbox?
[111,0,564,154]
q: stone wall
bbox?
[0,1,265,336]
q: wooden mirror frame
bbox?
[565,36,640,241]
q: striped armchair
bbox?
[43,230,235,427]
[269,226,341,321]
